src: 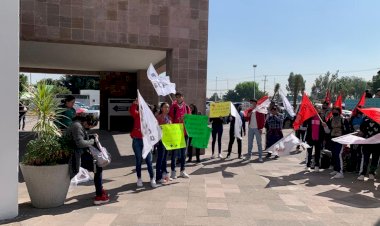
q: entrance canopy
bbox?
[20,41,166,72]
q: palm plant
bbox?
[22,82,71,166]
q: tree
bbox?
[59,75,99,94]
[19,73,29,94]
[334,76,367,100]
[370,70,380,94]
[311,71,338,101]
[286,73,305,108]
[208,93,221,101]
[223,81,266,102]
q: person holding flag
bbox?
[303,107,326,172]
[226,105,246,159]
[322,106,350,179]
[245,98,266,161]
[357,110,380,181]
[130,99,157,188]
[265,105,285,159]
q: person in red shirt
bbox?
[245,99,266,161]
[130,99,157,188]
[168,92,191,179]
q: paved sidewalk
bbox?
[3,121,380,225]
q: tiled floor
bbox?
[5,121,380,225]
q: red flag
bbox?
[351,92,366,117]
[293,93,318,130]
[325,90,331,104]
[358,108,380,124]
[257,96,269,105]
[325,94,342,121]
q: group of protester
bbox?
[54,87,380,205]
[298,89,380,181]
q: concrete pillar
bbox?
[0,0,19,220]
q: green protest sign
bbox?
[184,114,209,138]
[161,124,186,150]
[191,127,211,149]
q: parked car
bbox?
[86,104,100,117]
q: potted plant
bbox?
[20,82,72,208]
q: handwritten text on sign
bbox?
[209,101,231,118]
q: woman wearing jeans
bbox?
[130,100,157,188]
[155,102,171,183]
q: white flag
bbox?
[147,63,176,96]
[266,133,310,156]
[138,90,162,159]
[252,96,271,114]
[279,89,295,117]
[230,103,243,140]
[332,133,380,145]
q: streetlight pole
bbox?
[253,64,257,99]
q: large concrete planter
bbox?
[20,164,70,208]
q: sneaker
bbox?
[330,171,338,176]
[180,171,190,178]
[307,167,312,172]
[238,155,242,159]
[332,172,344,179]
[150,179,158,188]
[210,154,215,159]
[357,175,365,181]
[314,166,320,172]
[245,155,252,160]
[94,194,110,205]
[226,154,230,159]
[170,171,177,179]
[101,188,109,197]
[274,155,279,160]
[218,153,224,158]
[258,158,263,162]
[137,178,143,187]
[368,174,375,180]
[158,178,167,184]
[265,153,271,159]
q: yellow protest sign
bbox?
[209,101,231,118]
[161,124,186,150]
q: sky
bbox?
[206,0,380,97]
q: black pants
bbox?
[80,151,103,197]
[360,144,380,176]
[19,113,26,130]
[188,137,200,162]
[227,131,242,157]
[212,126,223,155]
[306,139,321,167]
[348,144,362,172]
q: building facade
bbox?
[20,0,209,130]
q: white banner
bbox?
[332,133,380,145]
[138,90,162,159]
[230,103,243,140]
[266,133,310,156]
[279,89,295,117]
[147,63,176,96]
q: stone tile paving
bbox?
[3,125,380,225]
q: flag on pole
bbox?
[147,63,176,96]
[255,96,271,114]
[351,92,366,117]
[325,94,342,121]
[266,133,310,156]
[138,90,162,159]
[358,108,380,124]
[325,90,331,104]
[293,92,318,130]
[279,89,295,117]
[230,102,243,140]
